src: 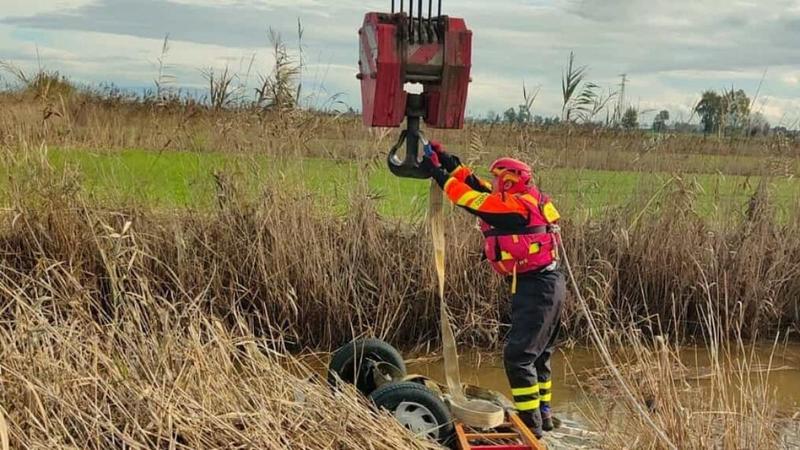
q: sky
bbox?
[1,0,799,127]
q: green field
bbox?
[3,148,798,220]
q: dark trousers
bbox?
[504,270,565,412]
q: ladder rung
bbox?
[465,432,521,440]
[508,413,546,450]
[470,445,531,450]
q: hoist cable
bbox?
[408,0,414,41]
[418,0,423,39]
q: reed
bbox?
[1,67,799,449]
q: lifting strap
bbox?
[429,181,505,429]
[482,225,548,237]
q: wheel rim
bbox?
[393,401,441,440]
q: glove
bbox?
[429,140,461,172]
[421,154,450,188]
[419,151,441,175]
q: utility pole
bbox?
[614,73,627,126]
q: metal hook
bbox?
[387,123,431,179]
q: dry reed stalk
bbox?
[0,222,435,449]
[0,409,8,450]
[578,328,785,449]
[1,115,798,450]
[1,144,798,351]
[1,90,797,176]
[570,235,791,449]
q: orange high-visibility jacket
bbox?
[436,165,561,275]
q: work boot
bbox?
[519,409,543,439]
[541,405,554,431]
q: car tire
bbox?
[327,338,406,395]
[369,381,455,446]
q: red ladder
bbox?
[454,412,546,450]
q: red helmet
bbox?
[489,158,532,193]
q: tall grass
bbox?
[578,325,788,448]
[0,254,433,449]
[1,69,799,448]
[0,149,436,450]
[576,272,795,449]
[2,145,798,350]
[0,88,796,180]
[3,139,798,448]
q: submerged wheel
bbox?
[327,338,406,395]
[369,381,455,446]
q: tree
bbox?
[503,107,517,124]
[485,110,501,124]
[695,90,722,135]
[748,112,770,136]
[652,110,670,132]
[721,88,750,132]
[543,116,561,126]
[695,88,752,135]
[516,104,532,124]
[673,121,699,133]
[621,107,638,130]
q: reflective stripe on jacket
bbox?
[441,166,561,275]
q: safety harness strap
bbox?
[482,225,549,237]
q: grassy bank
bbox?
[2,147,798,222]
[3,148,798,349]
[1,90,798,176]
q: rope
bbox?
[429,181,505,429]
[557,236,677,450]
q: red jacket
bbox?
[438,165,561,275]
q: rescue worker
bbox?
[420,141,565,438]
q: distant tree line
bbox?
[464,52,800,137]
[693,89,773,137]
[470,88,790,138]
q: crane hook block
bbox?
[358,12,472,129]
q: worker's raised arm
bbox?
[429,141,492,193]
[425,165,528,229]
[450,165,493,193]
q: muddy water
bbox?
[406,348,603,448]
[405,343,800,447]
[308,342,800,447]
[406,348,600,416]
[407,343,800,411]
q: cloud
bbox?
[3,0,299,48]
[783,74,800,86]
[0,0,798,124]
[755,96,800,127]
[0,0,96,18]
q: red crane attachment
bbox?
[358,1,472,178]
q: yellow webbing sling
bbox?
[429,181,505,429]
